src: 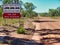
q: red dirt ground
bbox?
[0,17,60,45]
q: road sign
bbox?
[2,4,21,18]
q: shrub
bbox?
[17,26,25,34]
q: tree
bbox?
[24,2,36,18]
[57,7,60,16]
[14,0,19,4]
[32,11,38,17]
[24,2,36,12]
[48,9,58,17]
[21,9,27,17]
[3,0,13,4]
[0,6,2,17]
[19,0,23,6]
[19,0,24,11]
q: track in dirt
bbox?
[33,17,60,30]
[31,17,60,45]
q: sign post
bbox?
[2,4,21,28]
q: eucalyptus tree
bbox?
[24,2,36,18]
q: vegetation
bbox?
[24,2,37,18]
[1,0,38,18]
[40,7,60,17]
[40,13,48,17]
[17,26,25,34]
[1,0,60,18]
[3,0,13,4]
[0,6,2,17]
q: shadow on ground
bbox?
[0,36,44,45]
[24,28,35,35]
[33,20,56,23]
[24,28,60,45]
[35,29,60,35]
[35,29,60,45]
[0,29,16,35]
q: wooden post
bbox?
[19,18,20,28]
[3,18,7,30]
[19,2,21,28]
[4,19,7,25]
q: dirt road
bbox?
[31,17,60,45]
[0,17,60,45]
[32,17,60,30]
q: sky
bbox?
[0,0,60,13]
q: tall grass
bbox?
[0,17,24,26]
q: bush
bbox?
[17,26,25,34]
[0,7,2,17]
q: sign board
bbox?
[2,4,21,18]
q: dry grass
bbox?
[0,17,24,26]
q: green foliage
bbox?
[40,7,60,17]
[48,9,58,17]
[30,11,38,17]
[0,7,2,17]
[3,0,8,4]
[24,2,36,11]
[17,26,25,34]
[2,0,60,17]
[20,2,38,18]
[40,13,48,17]
[3,0,13,4]
[24,2,37,18]
[19,0,23,6]
[56,7,60,16]
[2,0,38,18]
[21,9,27,17]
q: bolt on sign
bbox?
[2,4,21,18]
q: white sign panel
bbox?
[2,4,20,13]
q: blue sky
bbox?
[0,0,60,13]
